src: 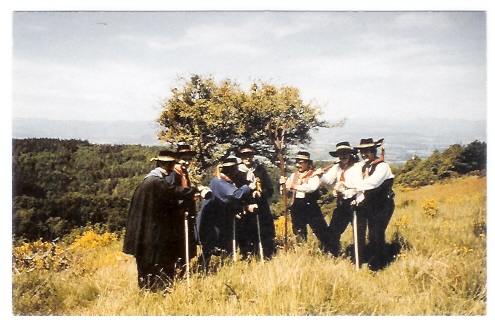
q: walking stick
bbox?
[267,120,289,252]
[184,212,190,287]
[254,178,264,262]
[378,138,385,160]
[352,210,360,270]
[255,214,264,262]
[233,215,237,262]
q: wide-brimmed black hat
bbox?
[238,144,256,155]
[295,151,311,161]
[177,144,197,156]
[150,150,176,162]
[221,155,239,167]
[356,138,382,149]
[329,141,356,157]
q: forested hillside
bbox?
[12,139,162,243]
[12,138,486,245]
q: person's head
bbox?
[329,141,356,166]
[238,144,255,166]
[220,155,240,178]
[295,151,312,173]
[176,144,196,169]
[356,138,380,161]
[150,150,176,173]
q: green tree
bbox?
[456,140,487,173]
[157,74,334,175]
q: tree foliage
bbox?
[157,74,332,172]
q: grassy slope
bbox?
[12,176,487,315]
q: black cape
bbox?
[123,169,197,270]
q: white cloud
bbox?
[12,58,179,121]
[392,12,453,30]
[126,15,324,56]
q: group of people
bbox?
[123,138,395,292]
[281,138,395,271]
[196,144,276,268]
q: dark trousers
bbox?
[356,197,395,269]
[237,210,276,259]
[290,198,331,251]
[135,255,175,292]
[327,198,354,257]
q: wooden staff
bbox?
[184,212,190,287]
[233,215,237,262]
[311,159,340,178]
[255,178,264,262]
[267,120,289,252]
[352,210,360,271]
[378,138,385,160]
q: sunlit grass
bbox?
[12,176,486,315]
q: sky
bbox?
[8,4,488,128]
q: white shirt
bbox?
[320,163,362,199]
[320,163,360,189]
[355,160,394,192]
[285,170,320,198]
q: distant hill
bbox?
[12,117,486,165]
[12,119,163,146]
[303,118,486,164]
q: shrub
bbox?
[421,198,438,218]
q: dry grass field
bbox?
[12,176,487,316]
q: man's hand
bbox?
[197,186,212,200]
[247,204,258,213]
[343,188,357,199]
[334,181,346,193]
[351,192,365,206]
[313,168,324,177]
[252,190,261,199]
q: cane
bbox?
[233,215,237,262]
[352,210,360,270]
[254,178,264,262]
[256,214,265,263]
[184,212,190,287]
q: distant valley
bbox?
[12,117,486,165]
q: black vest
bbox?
[362,161,395,204]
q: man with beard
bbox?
[167,144,204,279]
[316,142,361,257]
[280,151,332,252]
[236,144,276,260]
[354,138,395,270]
[123,150,202,292]
[196,154,258,270]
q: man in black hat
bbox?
[280,151,332,252]
[316,142,361,257]
[123,150,201,292]
[169,144,202,278]
[196,154,258,269]
[354,138,395,270]
[236,144,276,259]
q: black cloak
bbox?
[123,169,197,280]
